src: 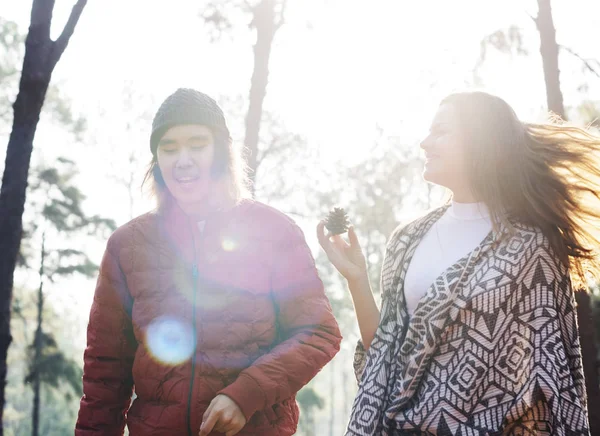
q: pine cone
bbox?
[325,207,350,235]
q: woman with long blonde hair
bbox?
[319,91,598,435]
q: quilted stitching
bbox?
[76,200,342,435]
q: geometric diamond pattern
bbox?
[347,206,590,435]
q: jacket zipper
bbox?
[186,219,200,436]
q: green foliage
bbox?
[479,25,528,61]
[297,386,324,411]
[50,255,97,281]
[5,288,81,436]
[576,100,600,129]
[318,142,425,295]
[199,0,286,43]
[25,331,82,399]
[11,156,116,435]
[23,158,116,250]
[0,17,23,125]
[0,17,108,432]
[296,385,324,435]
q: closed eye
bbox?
[159,146,178,154]
[429,122,450,136]
[188,135,212,149]
[190,143,208,150]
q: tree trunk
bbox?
[574,290,600,436]
[536,0,566,119]
[0,1,87,430]
[0,60,50,436]
[329,359,335,435]
[535,4,600,427]
[245,0,279,195]
[31,232,45,436]
[343,363,350,431]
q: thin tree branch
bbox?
[51,0,88,66]
[560,45,600,79]
[277,209,319,220]
[0,107,12,122]
[242,0,255,13]
[255,135,280,167]
[275,0,288,30]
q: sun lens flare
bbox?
[145,316,195,365]
[221,236,238,252]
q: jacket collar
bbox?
[157,194,251,263]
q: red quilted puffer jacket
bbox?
[75,199,342,436]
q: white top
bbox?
[403,202,493,315]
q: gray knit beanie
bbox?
[150,88,230,155]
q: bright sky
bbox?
[1,0,599,345]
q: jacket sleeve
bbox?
[75,235,137,436]
[218,222,342,421]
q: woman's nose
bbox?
[175,147,193,167]
[420,134,433,151]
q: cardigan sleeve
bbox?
[353,222,410,383]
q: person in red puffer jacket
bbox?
[75,88,342,436]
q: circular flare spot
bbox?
[145,316,195,365]
[221,237,238,252]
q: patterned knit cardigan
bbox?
[347,206,590,435]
